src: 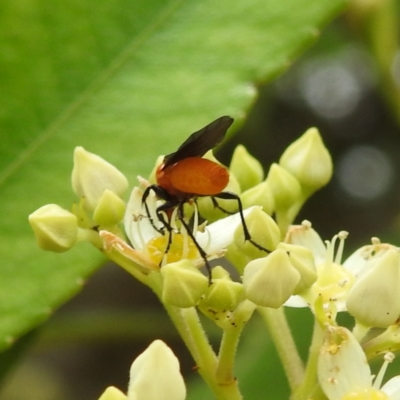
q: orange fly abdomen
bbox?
[168,157,229,196]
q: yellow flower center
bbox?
[146,232,200,265]
[342,388,389,400]
[313,261,354,303]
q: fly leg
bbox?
[142,185,180,266]
[211,196,235,215]
[213,191,272,253]
[142,185,177,234]
[176,202,213,284]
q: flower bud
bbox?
[265,163,301,209]
[72,146,128,211]
[234,208,281,259]
[29,204,78,252]
[279,128,333,192]
[98,387,127,400]
[93,189,126,227]
[202,266,244,311]
[243,249,301,308]
[230,145,264,191]
[225,242,253,273]
[241,182,275,215]
[128,340,186,400]
[277,243,317,294]
[161,259,208,308]
[346,248,400,328]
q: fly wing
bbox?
[163,116,234,168]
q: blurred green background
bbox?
[2,0,400,399]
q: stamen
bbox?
[180,224,189,259]
[373,352,395,390]
[170,208,179,231]
[325,235,337,265]
[334,231,348,264]
[201,225,212,253]
[371,237,381,245]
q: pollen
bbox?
[146,233,200,265]
[341,388,389,400]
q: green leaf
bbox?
[0,0,346,351]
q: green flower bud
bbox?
[72,146,128,211]
[241,181,275,215]
[234,208,281,259]
[161,260,208,308]
[211,265,230,279]
[98,387,127,400]
[243,249,301,308]
[202,266,244,311]
[279,128,333,192]
[29,204,78,252]
[93,189,126,227]
[277,243,317,294]
[128,340,186,400]
[230,145,264,191]
[266,163,302,209]
[347,248,400,328]
[225,242,252,273]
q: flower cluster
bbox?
[29,126,400,399]
[283,222,400,333]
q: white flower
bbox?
[100,184,259,273]
[284,221,353,313]
[285,223,400,330]
[318,326,400,400]
[98,340,186,400]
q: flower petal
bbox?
[285,221,327,265]
[124,187,162,248]
[196,207,256,252]
[381,376,400,399]
[284,295,309,308]
[318,327,372,400]
[100,230,159,272]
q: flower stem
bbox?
[163,305,243,400]
[257,307,304,391]
[291,320,324,400]
[105,248,150,286]
[276,192,310,235]
[216,326,242,384]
